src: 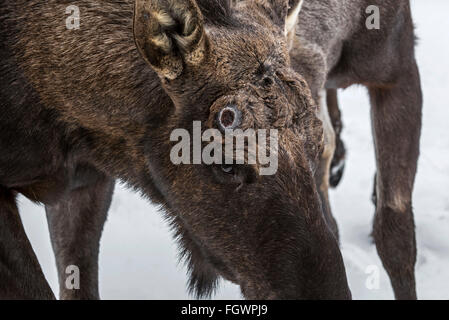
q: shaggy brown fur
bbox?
[0,0,421,299]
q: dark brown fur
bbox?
[0,0,421,299]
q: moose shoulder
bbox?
[0,0,421,300]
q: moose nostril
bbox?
[218,105,241,131]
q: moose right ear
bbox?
[133,0,209,80]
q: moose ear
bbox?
[258,0,303,37]
[133,0,209,80]
[285,0,303,36]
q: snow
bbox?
[18,0,449,299]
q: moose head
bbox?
[133,0,350,299]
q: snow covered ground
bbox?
[18,0,449,299]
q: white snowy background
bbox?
[18,0,449,299]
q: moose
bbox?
[0,0,421,299]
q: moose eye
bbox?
[221,164,234,174]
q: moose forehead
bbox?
[209,25,289,73]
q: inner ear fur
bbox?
[134,0,210,80]
[253,0,303,36]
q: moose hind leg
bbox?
[0,188,55,299]
[326,89,346,188]
[369,60,422,300]
[45,164,114,300]
[315,92,340,241]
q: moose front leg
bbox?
[45,165,114,300]
[369,60,422,300]
[0,188,55,299]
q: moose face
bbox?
[133,0,347,299]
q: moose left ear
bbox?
[133,0,209,80]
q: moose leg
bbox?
[0,188,55,299]
[45,165,114,300]
[326,89,346,188]
[316,92,339,241]
[369,61,422,300]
